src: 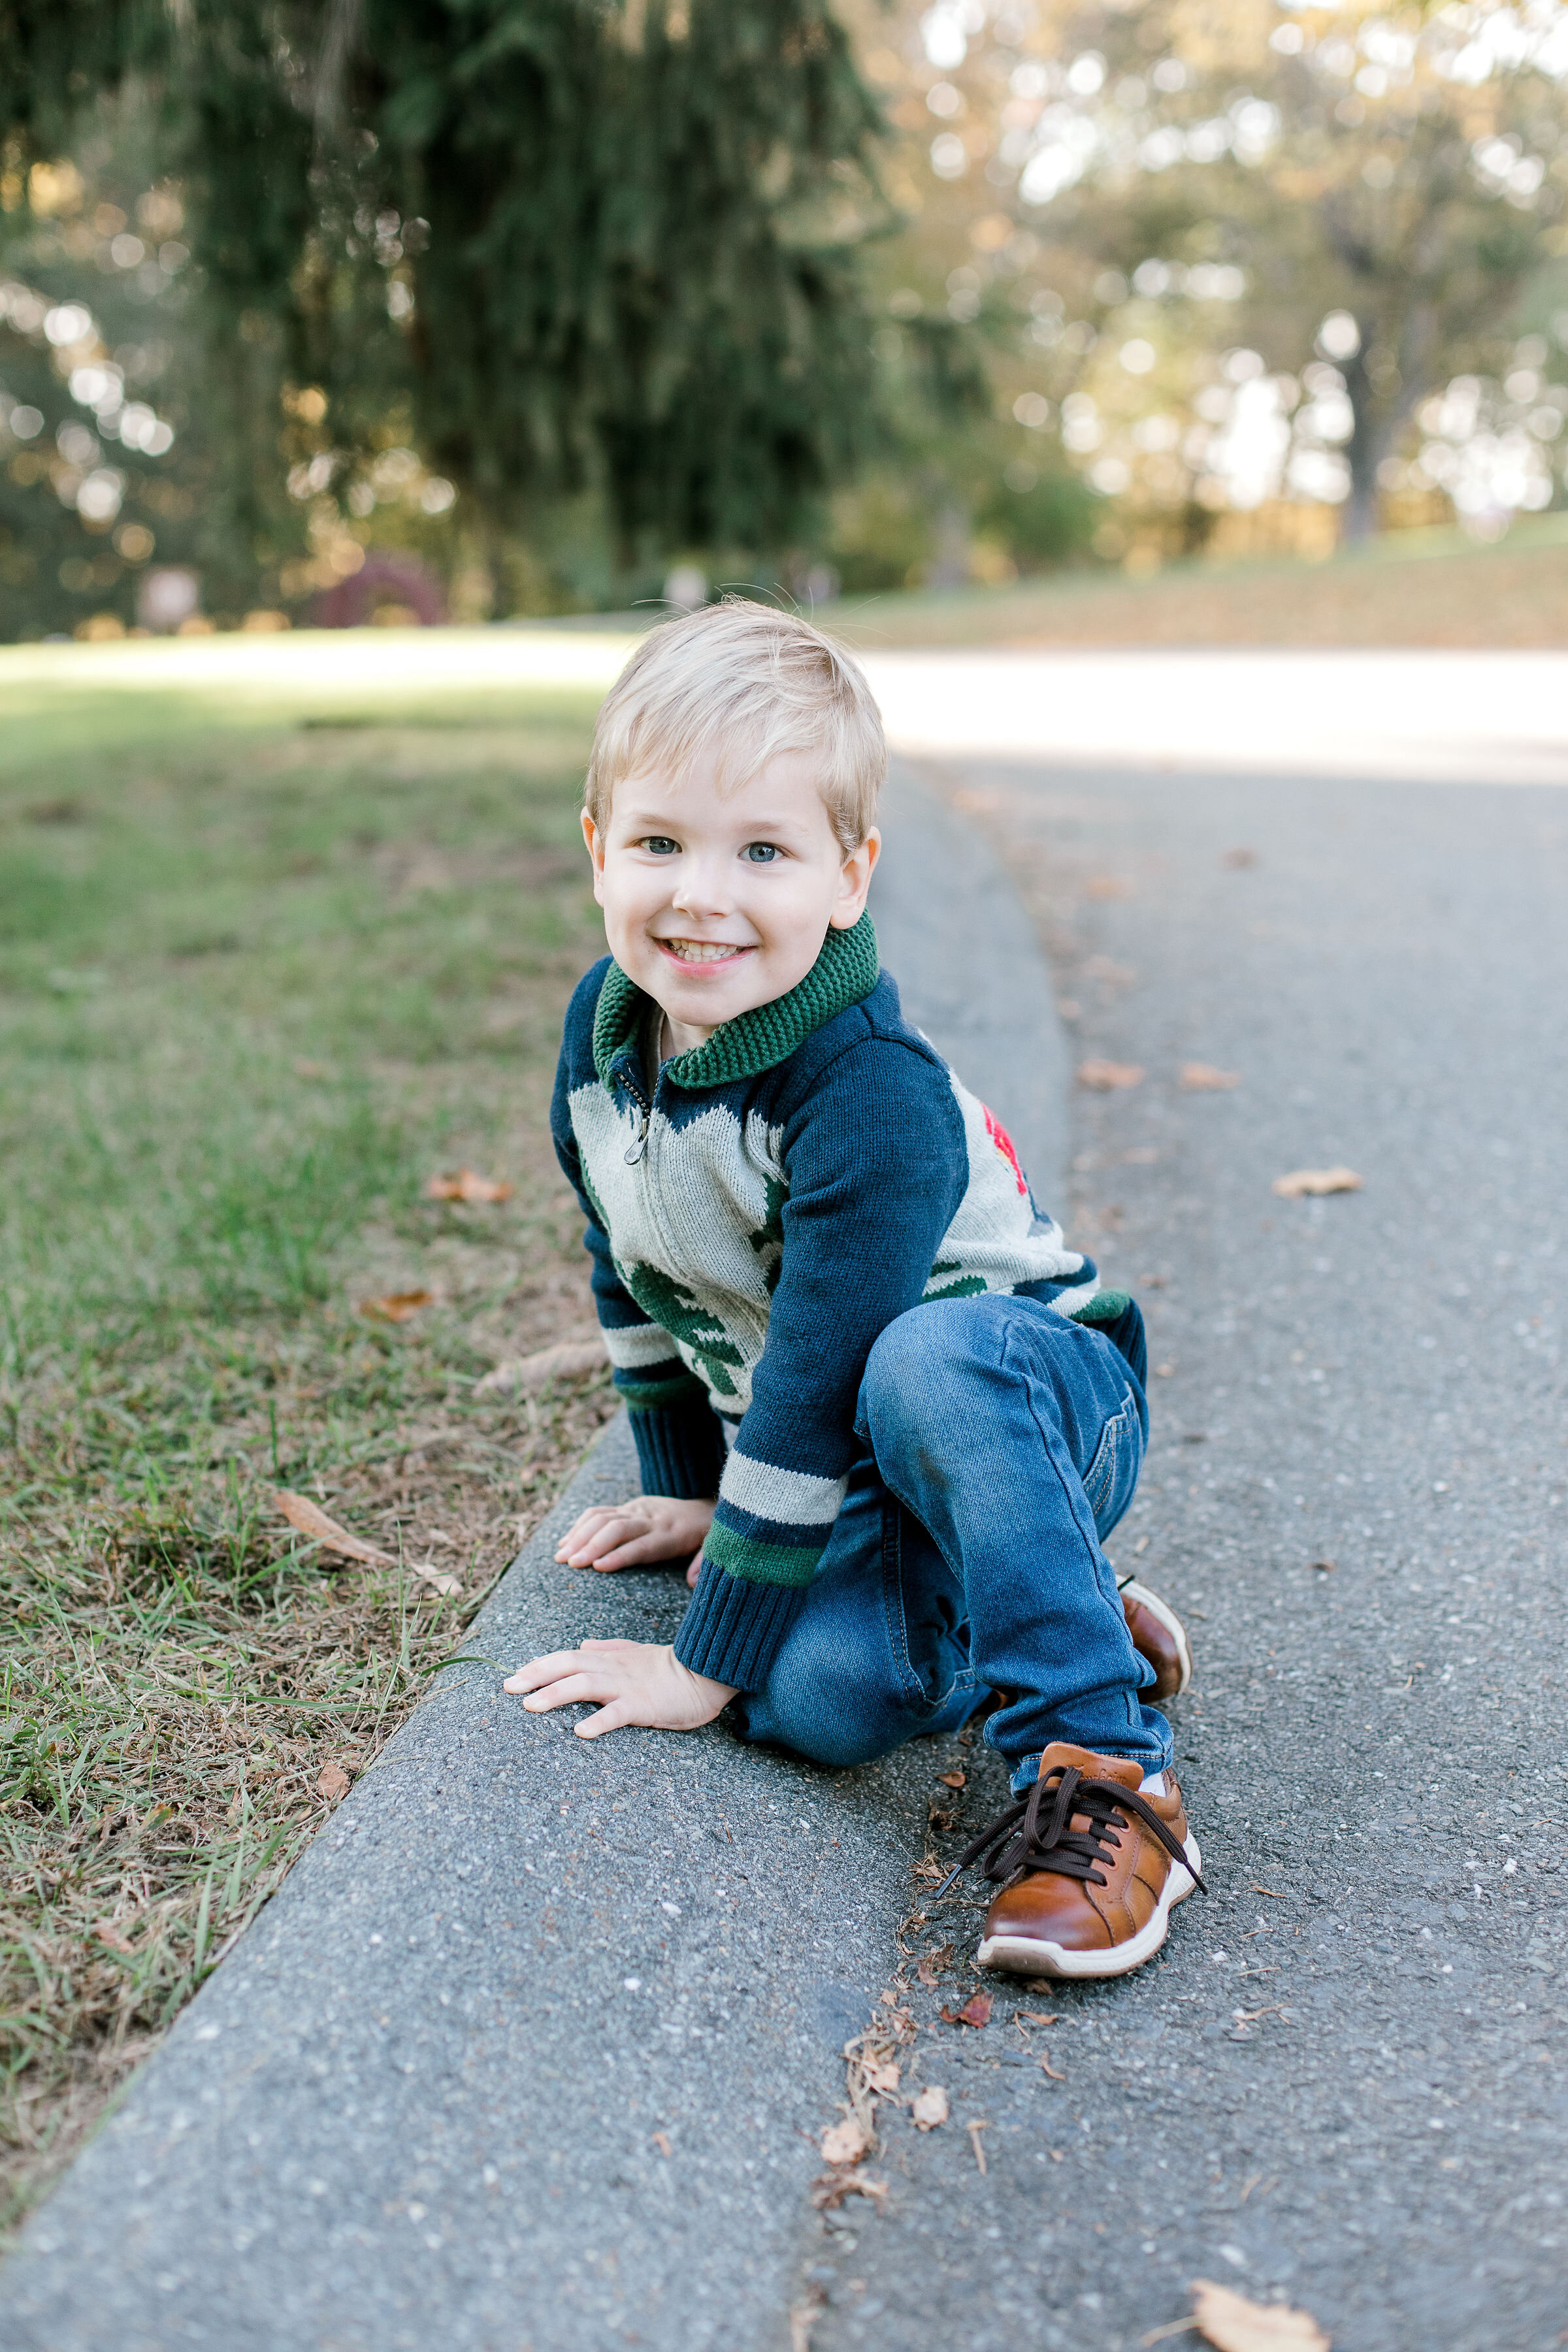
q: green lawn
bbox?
[0,664,618,2225]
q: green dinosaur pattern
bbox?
[620,1260,745,1398]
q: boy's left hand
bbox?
[503,1639,736,1738]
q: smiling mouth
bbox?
[656,938,755,965]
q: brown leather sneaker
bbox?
[939,1743,1203,1980]
[1119,1576,1193,1701]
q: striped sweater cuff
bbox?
[673,1561,808,1691]
[627,1399,725,1501]
[613,1362,710,1414]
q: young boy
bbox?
[505,602,1202,1980]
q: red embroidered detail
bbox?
[983,1105,1028,1196]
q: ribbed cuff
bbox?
[673,1563,808,1691]
[629,1401,725,1501]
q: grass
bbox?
[0,668,621,2228]
[827,511,1568,650]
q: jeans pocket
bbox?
[1083,1397,1141,1538]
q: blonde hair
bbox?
[585,598,886,855]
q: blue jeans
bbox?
[732,1294,1171,1789]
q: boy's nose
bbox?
[668,862,733,918]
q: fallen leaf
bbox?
[651,2130,672,2157]
[1308,1558,1337,1574]
[1221,846,1258,869]
[425,1167,514,1205]
[408,1563,463,1597]
[1077,1058,1145,1091]
[861,2056,902,2094]
[359,1288,435,1322]
[1154,1362,1175,1378]
[1270,1167,1362,1200]
[477,1334,607,1394]
[1039,2052,1066,2081]
[1085,874,1134,899]
[1188,2278,1331,2352]
[789,2286,825,2352]
[877,1988,900,2007]
[809,2170,888,2212]
[941,1993,992,2029]
[93,1923,134,1954]
[316,1761,351,1804]
[911,2085,949,2131]
[1250,1887,1287,1900]
[1180,1062,1240,1092]
[274,1490,393,1567]
[820,2116,871,2167]
[1017,2009,1061,2027]
[966,2119,988,2174]
[937,1769,966,1789]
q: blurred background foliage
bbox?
[3,0,1568,635]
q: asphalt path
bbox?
[798,753,1568,2352]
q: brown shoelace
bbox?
[932,1760,1206,1902]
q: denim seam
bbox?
[879,1498,932,1708]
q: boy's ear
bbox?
[581,808,608,906]
[829,827,880,928]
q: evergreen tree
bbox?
[1,0,892,580]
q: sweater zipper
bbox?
[621,1062,653,1165]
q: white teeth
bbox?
[664,939,744,962]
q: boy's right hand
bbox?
[553,1494,715,1573]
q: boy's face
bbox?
[583,745,879,1045]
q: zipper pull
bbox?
[624,1109,651,1166]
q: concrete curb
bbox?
[0,773,1071,2352]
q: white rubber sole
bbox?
[1119,1576,1194,1697]
[975,1835,1202,1980]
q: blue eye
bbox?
[743,842,780,864]
[643,836,679,855]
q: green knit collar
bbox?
[592,912,879,1090]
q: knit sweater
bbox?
[550,913,1119,1693]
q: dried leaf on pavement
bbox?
[860,2055,902,2094]
[1179,1062,1241,1091]
[941,1993,993,2029]
[1271,1167,1363,1199]
[966,2119,988,2174]
[1085,875,1134,899]
[651,2131,672,2157]
[359,1288,436,1322]
[1220,846,1258,869]
[1017,2008,1061,2026]
[476,1334,607,1394]
[316,1760,351,1803]
[911,2085,949,2131]
[425,1168,514,1203]
[809,2170,888,2213]
[274,1491,393,1567]
[1077,1058,1146,1091]
[937,1769,966,1789]
[820,2115,871,2167]
[1187,2279,1331,2352]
